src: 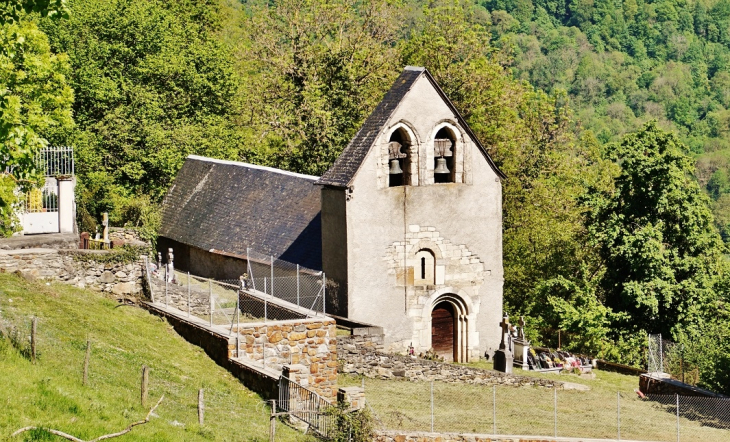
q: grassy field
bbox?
[340,362,730,441]
[0,273,313,441]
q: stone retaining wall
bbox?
[237,319,338,399]
[374,431,563,442]
[0,248,144,295]
[339,339,562,388]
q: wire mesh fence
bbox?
[343,377,730,441]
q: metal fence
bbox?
[278,376,336,438]
[648,334,697,385]
[346,377,730,442]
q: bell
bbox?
[435,157,450,174]
[389,158,403,175]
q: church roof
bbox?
[160,156,322,271]
[316,66,506,188]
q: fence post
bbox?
[236,287,240,358]
[31,317,37,364]
[554,387,557,437]
[617,391,621,441]
[322,273,326,315]
[164,266,168,308]
[209,279,213,327]
[270,399,276,442]
[659,333,663,372]
[676,394,680,442]
[492,384,496,435]
[296,264,300,307]
[430,381,434,433]
[187,272,191,318]
[270,255,274,298]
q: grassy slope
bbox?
[0,273,312,441]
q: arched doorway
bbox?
[430,294,468,362]
[431,301,456,361]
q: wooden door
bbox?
[431,303,455,361]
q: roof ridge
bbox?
[187,155,320,181]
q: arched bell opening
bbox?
[430,294,468,362]
[388,128,411,187]
[433,127,456,184]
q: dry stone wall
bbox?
[0,248,144,295]
[237,319,338,399]
[339,337,562,388]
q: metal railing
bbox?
[279,376,335,438]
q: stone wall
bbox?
[339,339,561,388]
[237,319,338,399]
[374,432,566,442]
[0,233,79,250]
[0,248,144,295]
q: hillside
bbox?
[478,0,730,237]
[0,273,311,441]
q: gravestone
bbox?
[493,315,513,374]
[512,316,530,370]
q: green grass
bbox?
[340,364,730,441]
[0,273,313,441]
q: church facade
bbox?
[159,67,504,362]
[317,67,504,362]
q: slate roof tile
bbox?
[160,156,322,270]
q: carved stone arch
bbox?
[385,121,421,187]
[421,289,474,362]
[429,120,466,184]
[412,239,443,259]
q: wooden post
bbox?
[141,365,149,407]
[83,340,91,386]
[269,399,276,442]
[31,317,37,364]
[198,389,205,425]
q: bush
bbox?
[324,401,375,442]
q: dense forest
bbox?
[2,0,730,392]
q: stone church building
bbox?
[159,67,505,362]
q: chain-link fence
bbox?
[648,334,698,385]
[144,252,327,329]
[343,377,730,441]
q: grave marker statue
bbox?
[493,315,514,374]
[166,248,175,283]
[513,315,530,370]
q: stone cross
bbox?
[499,315,510,350]
[518,316,526,339]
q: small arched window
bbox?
[388,128,411,187]
[434,127,456,183]
[414,249,436,285]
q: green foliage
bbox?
[325,402,375,442]
[242,0,405,175]
[0,175,20,237]
[72,244,147,264]
[41,0,244,231]
[0,0,68,24]
[585,122,725,339]
[0,19,73,186]
[479,0,730,238]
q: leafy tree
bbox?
[0,19,73,187]
[41,0,242,230]
[585,121,725,339]
[242,0,405,175]
[0,0,68,24]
